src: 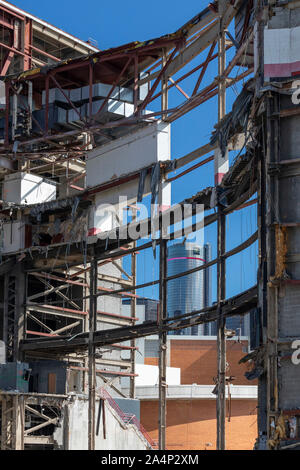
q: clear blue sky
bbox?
[13,0,258,302]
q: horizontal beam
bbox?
[70,366,137,377]
[98,311,138,322]
[24,436,54,445]
[27,304,88,320]
[20,286,257,354]
[86,230,258,300]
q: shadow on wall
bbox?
[170,340,255,386]
[140,400,257,450]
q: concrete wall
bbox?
[54,397,151,450]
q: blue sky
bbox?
[13,0,258,303]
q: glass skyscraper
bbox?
[167,242,212,336]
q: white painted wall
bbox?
[86,121,172,236]
[135,364,181,387]
[86,121,171,189]
[264,25,300,77]
[133,384,258,400]
[2,221,25,253]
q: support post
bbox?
[217,210,226,450]
[88,256,97,450]
[130,211,137,399]
[23,18,32,71]
[134,55,139,114]
[44,76,49,135]
[215,0,229,186]
[159,239,168,450]
[4,82,10,147]
[161,48,168,121]
[216,0,227,451]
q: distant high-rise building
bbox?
[167,243,212,336]
[226,314,250,338]
[122,297,159,323]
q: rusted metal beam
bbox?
[88,257,97,450]
[139,44,180,112]
[193,40,216,96]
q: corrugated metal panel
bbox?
[278,361,300,410]
[279,285,300,337]
[145,340,159,358]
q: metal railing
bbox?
[98,387,158,449]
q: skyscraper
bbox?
[167,242,212,336]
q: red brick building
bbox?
[136,337,257,450]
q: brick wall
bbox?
[145,358,159,366]
[141,399,257,450]
[170,339,255,386]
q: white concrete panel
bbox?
[86,121,171,189]
[3,172,56,205]
[42,88,69,106]
[264,27,291,65]
[2,221,25,253]
[135,364,181,387]
[82,83,120,101]
[132,384,258,400]
[264,25,300,77]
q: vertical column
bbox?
[134,55,139,115]
[257,135,268,443]
[265,96,277,444]
[5,82,10,147]
[215,0,229,186]
[63,404,70,450]
[158,46,169,450]
[16,265,26,363]
[161,48,168,121]
[88,257,97,450]
[45,76,50,135]
[1,395,24,450]
[88,62,93,122]
[217,211,226,450]
[216,0,228,451]
[159,239,168,450]
[3,264,26,363]
[130,210,137,399]
[15,395,25,450]
[23,19,32,71]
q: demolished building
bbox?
[0,0,300,451]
